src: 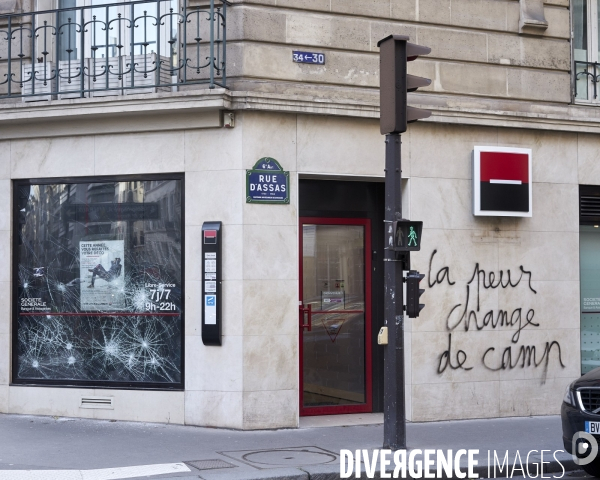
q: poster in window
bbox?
[79,240,125,310]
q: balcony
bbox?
[0,0,228,101]
[575,61,600,104]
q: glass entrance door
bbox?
[299,218,372,416]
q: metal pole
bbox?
[7,15,11,97]
[383,132,406,450]
[222,1,227,87]
[209,0,215,88]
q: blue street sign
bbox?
[293,51,325,65]
[246,157,290,204]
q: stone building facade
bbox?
[0,0,593,429]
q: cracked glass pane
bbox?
[15,179,183,386]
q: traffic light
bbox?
[378,34,431,135]
[405,270,425,318]
[384,220,423,252]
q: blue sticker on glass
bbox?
[206,295,216,307]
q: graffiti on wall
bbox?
[428,250,565,383]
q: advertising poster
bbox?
[79,240,125,311]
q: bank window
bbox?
[573,0,600,103]
[13,176,184,389]
[580,186,600,374]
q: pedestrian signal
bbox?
[384,220,423,252]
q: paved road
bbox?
[0,413,574,479]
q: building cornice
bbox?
[231,90,600,134]
[3,86,600,139]
[0,90,228,140]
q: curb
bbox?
[191,458,580,480]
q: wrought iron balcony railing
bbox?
[0,0,227,101]
[575,60,600,102]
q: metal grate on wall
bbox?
[580,185,600,224]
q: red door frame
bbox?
[299,217,373,416]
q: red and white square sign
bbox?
[473,146,532,217]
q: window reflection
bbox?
[302,224,366,407]
[15,178,183,386]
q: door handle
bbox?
[299,303,312,332]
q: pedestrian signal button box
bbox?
[378,327,388,345]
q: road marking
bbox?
[0,462,190,480]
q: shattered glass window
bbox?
[14,178,183,387]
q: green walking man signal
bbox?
[385,220,423,252]
[407,226,418,246]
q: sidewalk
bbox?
[0,413,576,480]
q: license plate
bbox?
[585,421,600,434]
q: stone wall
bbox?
[227,0,571,105]
[408,122,581,420]
[0,105,595,426]
[0,0,592,429]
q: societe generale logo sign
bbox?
[473,146,532,217]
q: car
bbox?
[562,368,600,477]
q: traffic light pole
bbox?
[378,33,430,452]
[383,133,406,450]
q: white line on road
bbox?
[0,462,190,480]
